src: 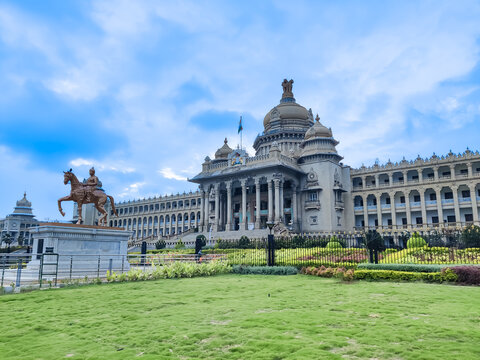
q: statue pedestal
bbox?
[26,223,131,279]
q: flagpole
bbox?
[240,116,243,150]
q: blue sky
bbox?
[1,0,480,220]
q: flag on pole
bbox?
[238,116,243,134]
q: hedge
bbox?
[353,269,457,283]
[232,265,298,275]
[357,263,447,273]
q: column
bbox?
[375,174,379,188]
[363,195,369,228]
[204,190,210,230]
[389,173,393,186]
[467,162,473,178]
[376,194,382,228]
[435,188,444,226]
[405,190,411,229]
[292,185,298,228]
[362,176,366,190]
[420,188,427,227]
[418,169,423,183]
[214,184,220,231]
[402,171,408,184]
[274,178,281,222]
[268,180,273,222]
[433,166,439,181]
[469,184,479,223]
[226,182,232,231]
[452,185,461,225]
[255,178,261,229]
[241,179,247,229]
[279,180,284,222]
[390,192,397,229]
[450,165,456,180]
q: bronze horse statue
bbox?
[58,169,118,226]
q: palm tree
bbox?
[1,233,13,253]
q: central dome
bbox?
[263,80,313,133]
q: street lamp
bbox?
[266,221,274,235]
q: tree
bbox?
[1,233,13,253]
[155,239,166,250]
[460,225,480,248]
[364,230,385,251]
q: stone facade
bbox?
[105,81,480,240]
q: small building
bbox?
[0,193,39,246]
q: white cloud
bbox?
[69,158,135,174]
[158,168,188,181]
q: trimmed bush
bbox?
[353,269,455,283]
[232,265,298,275]
[407,233,427,248]
[174,239,186,249]
[357,263,446,273]
[155,239,166,250]
[449,266,480,285]
[326,241,343,249]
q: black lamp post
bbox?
[266,221,275,266]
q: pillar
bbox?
[362,176,366,190]
[405,190,411,229]
[469,184,479,223]
[452,185,461,225]
[274,178,281,222]
[204,189,210,230]
[418,169,423,183]
[435,188,444,226]
[433,166,439,181]
[402,171,407,184]
[279,180,284,223]
[467,162,473,178]
[450,165,456,180]
[376,194,382,228]
[292,185,298,227]
[214,184,220,231]
[226,182,232,231]
[375,174,379,188]
[241,179,247,229]
[255,178,261,229]
[420,188,427,227]
[363,195,369,228]
[268,180,273,222]
[389,173,393,186]
[389,192,397,229]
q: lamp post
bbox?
[266,221,275,266]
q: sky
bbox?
[1,0,480,221]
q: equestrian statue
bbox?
[58,167,118,226]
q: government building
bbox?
[0,193,38,246]
[106,80,480,241]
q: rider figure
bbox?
[83,167,99,202]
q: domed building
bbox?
[190,79,354,234]
[0,192,39,246]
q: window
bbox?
[414,195,420,202]
[442,171,451,176]
[386,197,391,205]
[412,175,419,180]
[427,173,434,178]
[400,196,405,204]
[447,215,455,223]
[387,219,392,226]
[416,217,422,225]
[444,192,453,199]
[460,169,468,174]
[465,214,473,222]
[429,193,436,201]
[432,216,439,224]
[461,190,470,198]
[399,177,404,181]
[309,192,318,201]
[402,218,407,225]
[374,219,378,226]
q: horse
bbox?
[58,169,118,226]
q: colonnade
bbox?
[199,176,299,232]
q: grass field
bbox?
[0,275,479,359]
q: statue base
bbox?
[25,223,132,279]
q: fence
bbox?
[0,252,225,288]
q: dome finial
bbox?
[315,114,320,122]
[224,137,228,144]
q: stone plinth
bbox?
[26,223,132,278]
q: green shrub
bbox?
[232,265,298,275]
[357,263,446,273]
[326,241,343,249]
[353,269,456,283]
[460,225,480,248]
[364,230,385,251]
[155,239,166,250]
[384,248,398,255]
[407,233,427,248]
[174,239,186,249]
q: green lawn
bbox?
[0,275,479,359]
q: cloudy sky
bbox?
[1,0,480,220]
